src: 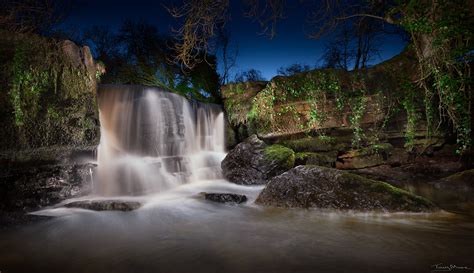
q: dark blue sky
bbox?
[64,0,406,80]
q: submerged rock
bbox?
[64,200,142,211]
[203,193,248,204]
[221,135,295,185]
[256,165,436,212]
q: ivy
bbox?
[397,0,473,154]
[349,93,367,149]
[401,85,419,151]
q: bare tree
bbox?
[243,0,286,38]
[165,0,230,69]
[167,0,285,68]
[234,68,266,82]
[83,25,118,61]
[216,28,239,85]
[0,0,73,33]
[277,63,311,76]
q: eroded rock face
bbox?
[0,147,96,212]
[203,193,248,204]
[221,135,295,185]
[64,200,141,211]
[256,165,436,212]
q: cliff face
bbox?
[0,32,102,216]
[222,50,447,152]
[0,31,102,152]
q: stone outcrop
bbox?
[203,193,248,204]
[221,135,295,185]
[256,165,436,212]
[0,31,102,214]
[0,31,101,150]
[0,147,96,213]
[64,200,142,211]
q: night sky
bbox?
[63,0,407,80]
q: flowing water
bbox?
[0,85,473,273]
[96,84,226,195]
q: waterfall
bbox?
[96,85,226,196]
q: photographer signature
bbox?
[431,263,473,272]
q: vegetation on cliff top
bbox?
[0,30,100,150]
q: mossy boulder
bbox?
[256,165,436,212]
[264,145,295,170]
[221,135,295,185]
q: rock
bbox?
[352,159,464,187]
[64,200,142,211]
[203,193,248,204]
[221,135,295,185]
[0,161,95,212]
[280,137,339,153]
[431,169,474,194]
[294,152,336,167]
[256,165,436,212]
[336,144,394,169]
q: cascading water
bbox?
[96,84,226,196]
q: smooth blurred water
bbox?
[96,85,225,196]
[0,180,473,273]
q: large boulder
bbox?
[221,135,295,185]
[256,165,436,212]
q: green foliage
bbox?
[0,30,99,149]
[247,84,275,133]
[400,82,420,151]
[9,41,52,126]
[349,93,367,149]
[398,0,473,154]
[87,21,220,103]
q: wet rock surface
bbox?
[221,135,294,185]
[256,165,436,212]
[0,160,95,212]
[203,193,248,204]
[64,200,142,211]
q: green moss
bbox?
[0,30,99,149]
[356,143,393,156]
[295,152,334,167]
[264,144,295,169]
[280,137,335,152]
[342,172,434,208]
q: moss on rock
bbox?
[256,165,436,212]
[264,144,295,170]
[0,30,100,151]
[280,136,337,153]
[294,152,335,167]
